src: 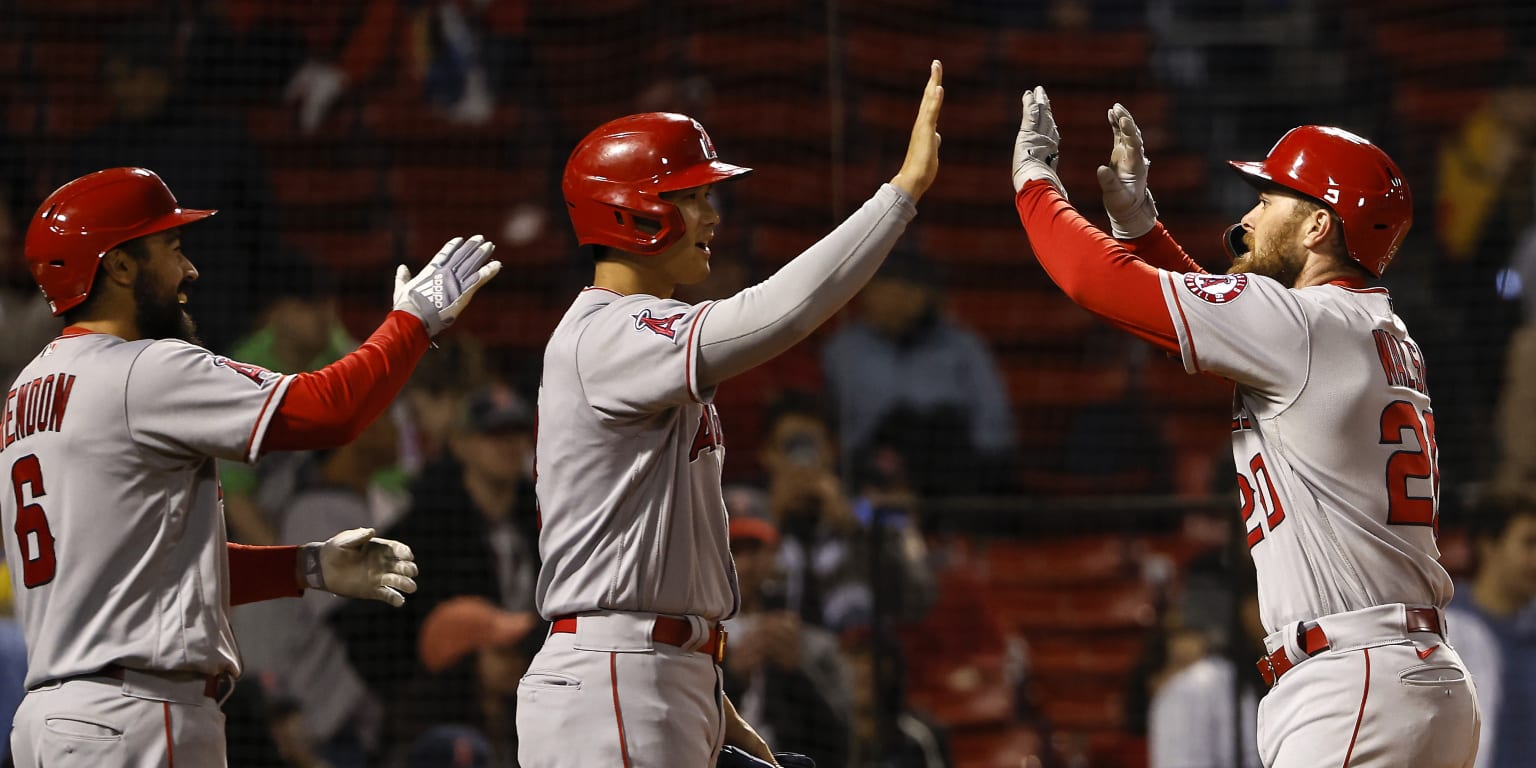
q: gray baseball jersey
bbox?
[0,330,291,687]
[534,289,738,622]
[1160,273,1449,632]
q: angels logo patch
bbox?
[633,309,684,339]
[211,356,280,385]
[1183,273,1249,304]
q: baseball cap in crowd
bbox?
[418,596,539,673]
[459,383,533,435]
[408,724,493,768]
[728,516,780,549]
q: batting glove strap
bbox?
[393,235,501,337]
[298,543,327,591]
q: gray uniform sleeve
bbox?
[1159,270,1309,402]
[125,341,293,464]
[696,184,918,387]
[576,297,718,420]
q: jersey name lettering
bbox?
[1371,329,1427,395]
[2,373,76,450]
[689,406,724,462]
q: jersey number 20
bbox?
[10,454,56,588]
[1240,401,1439,548]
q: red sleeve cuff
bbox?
[227,544,303,605]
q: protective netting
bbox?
[0,1,1532,766]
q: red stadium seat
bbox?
[948,290,1098,348]
[997,29,1153,86]
[982,536,1132,587]
[985,582,1156,633]
[1004,362,1129,407]
[284,228,397,273]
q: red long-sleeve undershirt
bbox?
[229,310,428,603]
[263,310,430,451]
[1014,181,1185,354]
[228,543,302,605]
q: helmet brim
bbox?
[653,161,753,193]
[1227,160,1272,185]
[139,207,217,239]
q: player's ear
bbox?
[99,247,140,288]
[1300,206,1336,251]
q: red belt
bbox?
[551,615,728,664]
[1257,606,1442,687]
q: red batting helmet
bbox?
[562,112,751,255]
[24,167,216,315]
[1228,126,1412,277]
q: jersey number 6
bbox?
[10,454,56,588]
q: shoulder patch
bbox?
[633,309,684,339]
[211,356,280,385]
[1183,273,1249,304]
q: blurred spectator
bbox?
[0,563,28,765]
[399,336,492,468]
[840,620,952,768]
[756,391,934,630]
[1146,554,1264,768]
[221,251,363,544]
[1445,493,1536,768]
[821,251,1014,497]
[723,516,854,767]
[63,19,283,354]
[223,677,304,767]
[0,170,61,391]
[235,413,402,767]
[398,596,541,765]
[1493,224,1536,495]
[1433,60,1536,480]
[408,724,494,768]
[334,382,540,698]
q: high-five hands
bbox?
[1097,103,1160,239]
[394,235,502,337]
[1012,85,1067,197]
[890,60,944,201]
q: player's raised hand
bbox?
[1012,85,1067,197]
[890,59,944,201]
[393,234,502,337]
[299,527,420,607]
[1097,103,1160,239]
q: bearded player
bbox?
[1009,89,1480,767]
[3,167,499,766]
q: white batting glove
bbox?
[394,235,502,337]
[299,527,419,607]
[1012,86,1067,198]
[1096,103,1160,240]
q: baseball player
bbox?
[2,166,500,766]
[1009,89,1480,766]
[516,61,943,768]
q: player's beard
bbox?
[1226,212,1308,287]
[134,273,202,345]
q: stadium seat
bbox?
[948,725,1051,768]
[284,228,398,273]
[985,582,1155,634]
[982,535,1132,587]
[1004,362,1129,407]
[947,289,1097,348]
[997,29,1153,87]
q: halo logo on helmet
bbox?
[1227,126,1412,277]
[562,113,752,256]
[24,167,216,315]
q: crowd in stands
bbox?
[1,0,1535,766]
